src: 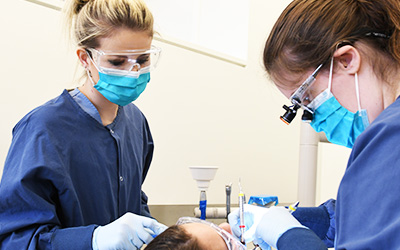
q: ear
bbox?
[77,48,90,69]
[333,45,361,74]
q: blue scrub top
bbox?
[283,97,400,249]
[335,96,400,249]
[0,89,154,249]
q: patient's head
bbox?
[145,217,246,250]
[145,225,203,250]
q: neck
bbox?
[382,77,400,109]
[79,81,118,126]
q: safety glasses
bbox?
[86,45,161,76]
[289,63,324,111]
[176,217,247,250]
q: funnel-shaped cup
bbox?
[189,166,219,191]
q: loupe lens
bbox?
[301,110,313,122]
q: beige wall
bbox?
[0,1,78,175]
[0,0,350,207]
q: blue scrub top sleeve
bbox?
[139,116,154,219]
[0,100,97,250]
[50,225,97,250]
[277,228,328,250]
[320,199,336,246]
[140,190,152,218]
[292,199,336,247]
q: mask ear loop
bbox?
[354,72,362,115]
[85,50,99,86]
[86,68,96,86]
[334,41,363,115]
[328,57,334,91]
[328,42,344,92]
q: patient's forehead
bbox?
[218,222,232,234]
[181,223,228,250]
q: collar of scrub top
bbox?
[69,88,102,124]
[176,217,247,250]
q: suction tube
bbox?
[200,190,207,220]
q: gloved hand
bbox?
[253,206,307,249]
[228,204,269,243]
[92,212,168,250]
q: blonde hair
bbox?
[64,0,154,48]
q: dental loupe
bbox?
[280,103,301,125]
[280,64,324,124]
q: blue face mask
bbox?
[308,89,369,148]
[307,58,369,148]
[87,52,151,106]
[93,71,150,106]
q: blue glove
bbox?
[228,204,270,243]
[92,212,168,250]
[253,206,307,249]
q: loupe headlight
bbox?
[280,98,314,125]
[280,103,300,125]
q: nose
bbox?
[131,63,141,72]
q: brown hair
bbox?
[263,0,400,87]
[145,225,205,250]
[64,0,154,49]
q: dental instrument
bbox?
[226,183,232,220]
[288,201,300,214]
[238,179,246,245]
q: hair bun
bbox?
[75,0,90,14]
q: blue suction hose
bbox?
[200,190,207,220]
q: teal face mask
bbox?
[309,90,369,148]
[94,71,150,106]
[307,58,369,148]
[87,54,151,106]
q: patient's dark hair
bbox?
[145,225,205,250]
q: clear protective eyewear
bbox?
[176,217,247,250]
[86,45,161,76]
[281,33,390,125]
[280,64,324,124]
[289,63,324,112]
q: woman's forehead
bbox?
[97,28,152,51]
[271,70,309,91]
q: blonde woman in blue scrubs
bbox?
[0,0,167,249]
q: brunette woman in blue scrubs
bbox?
[230,0,400,249]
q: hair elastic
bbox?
[365,32,390,39]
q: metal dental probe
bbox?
[226,183,232,221]
[238,179,246,245]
